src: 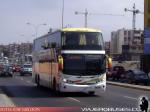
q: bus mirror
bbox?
[58,55,64,71]
[106,55,112,70]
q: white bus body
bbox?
[32,28,106,94]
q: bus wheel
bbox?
[36,75,40,87]
[53,78,56,91]
[88,91,95,96]
[35,75,37,83]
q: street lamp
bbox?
[62,0,65,28]
[26,22,47,38]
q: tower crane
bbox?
[75,9,124,27]
[124,3,143,30]
[124,3,143,56]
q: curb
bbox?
[107,81,150,91]
[0,88,15,107]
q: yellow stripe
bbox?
[61,28,101,32]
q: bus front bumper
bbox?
[59,82,106,93]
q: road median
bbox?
[0,88,15,107]
[107,81,150,91]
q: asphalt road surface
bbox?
[0,74,149,112]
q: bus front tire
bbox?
[53,78,56,91]
[36,75,40,87]
[88,91,95,96]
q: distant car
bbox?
[3,64,13,77]
[121,69,149,85]
[20,64,32,76]
[0,64,13,77]
[0,64,4,75]
[12,65,21,73]
[111,66,125,80]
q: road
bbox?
[0,75,149,112]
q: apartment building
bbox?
[0,43,33,64]
[111,28,143,60]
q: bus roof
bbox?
[61,28,102,32]
[34,28,102,41]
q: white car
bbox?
[20,64,32,75]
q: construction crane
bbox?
[124,3,143,30]
[124,3,143,55]
[75,9,124,27]
[75,9,88,27]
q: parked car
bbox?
[121,69,149,85]
[12,64,21,73]
[3,64,13,77]
[20,64,32,76]
[0,64,13,77]
[111,66,125,80]
[0,64,4,75]
[106,68,113,80]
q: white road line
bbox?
[14,76,19,79]
[68,97,80,103]
[33,84,37,86]
[27,81,31,84]
[124,96,137,100]
[26,80,36,85]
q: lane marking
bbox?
[123,96,137,100]
[14,76,19,79]
[33,84,37,86]
[26,80,36,86]
[27,81,32,84]
[68,97,80,103]
[104,88,138,101]
[15,76,36,86]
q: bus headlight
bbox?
[63,78,67,82]
[97,74,106,82]
[102,74,106,82]
[62,78,74,84]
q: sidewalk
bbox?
[107,81,150,91]
[0,88,15,107]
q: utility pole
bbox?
[75,9,124,28]
[124,3,143,30]
[75,9,88,27]
[62,0,64,28]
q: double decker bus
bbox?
[33,28,107,95]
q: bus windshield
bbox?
[62,32,104,50]
[62,54,106,76]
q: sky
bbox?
[0,0,144,44]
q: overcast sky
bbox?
[0,0,144,44]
